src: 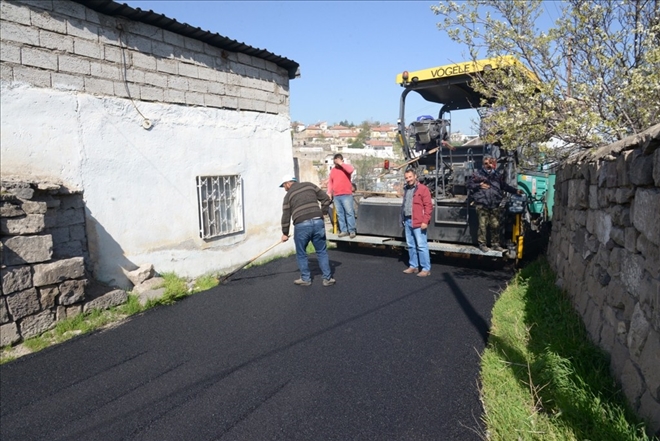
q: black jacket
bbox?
[467,168,518,209]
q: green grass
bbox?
[481,258,652,440]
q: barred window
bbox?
[196,175,244,239]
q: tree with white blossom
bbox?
[432,0,660,160]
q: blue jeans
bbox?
[334,194,356,234]
[293,218,332,282]
[404,218,431,271]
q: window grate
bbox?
[196,175,243,239]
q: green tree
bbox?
[350,121,371,148]
[432,0,660,159]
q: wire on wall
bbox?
[116,23,153,130]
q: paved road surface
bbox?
[1,248,512,441]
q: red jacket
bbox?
[327,163,355,197]
[401,182,433,228]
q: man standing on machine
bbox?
[327,153,357,239]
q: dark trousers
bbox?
[476,206,502,246]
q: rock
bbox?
[1,235,53,266]
[58,279,87,306]
[6,288,41,321]
[123,264,154,286]
[19,310,54,339]
[83,289,128,313]
[133,277,165,294]
[32,257,85,287]
[0,322,21,346]
[137,287,166,306]
[1,265,33,295]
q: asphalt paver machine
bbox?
[328,57,554,261]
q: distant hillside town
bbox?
[290,120,478,188]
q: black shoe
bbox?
[478,244,489,253]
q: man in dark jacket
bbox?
[400,168,433,277]
[280,174,335,286]
[467,155,521,252]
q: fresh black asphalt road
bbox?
[1,248,512,441]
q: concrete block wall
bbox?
[0,0,290,115]
[546,124,660,436]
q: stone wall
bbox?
[0,0,290,114]
[547,123,660,435]
[1,180,126,346]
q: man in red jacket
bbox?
[400,168,433,277]
[327,154,357,238]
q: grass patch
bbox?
[0,271,224,365]
[481,258,652,440]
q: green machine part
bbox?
[517,171,555,220]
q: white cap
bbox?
[279,174,297,187]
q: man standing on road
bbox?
[467,155,522,253]
[401,168,433,277]
[280,174,336,286]
[327,153,357,239]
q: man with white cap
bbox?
[280,174,335,286]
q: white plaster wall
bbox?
[1,83,296,287]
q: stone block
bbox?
[0,297,10,324]
[627,303,650,361]
[638,329,660,401]
[58,54,91,75]
[140,85,163,101]
[21,47,58,70]
[621,252,645,298]
[1,235,53,266]
[599,160,618,188]
[0,322,21,346]
[164,89,185,104]
[58,279,87,306]
[633,188,660,246]
[624,228,639,254]
[0,214,45,235]
[6,288,41,321]
[0,202,24,218]
[83,289,127,312]
[616,150,632,187]
[1,265,33,295]
[31,9,68,33]
[654,148,660,187]
[66,18,99,41]
[69,224,86,242]
[52,72,84,91]
[1,1,31,25]
[610,227,625,247]
[19,310,55,339]
[630,152,655,186]
[133,277,165,294]
[13,64,51,87]
[22,201,48,214]
[131,51,156,70]
[84,77,114,95]
[1,62,13,82]
[32,257,85,286]
[609,339,629,379]
[621,359,644,408]
[73,39,102,59]
[39,30,74,52]
[614,187,635,204]
[0,42,20,63]
[38,285,59,309]
[54,240,84,259]
[137,287,166,306]
[123,264,154,286]
[639,391,660,436]
[1,21,39,45]
[90,61,121,81]
[156,58,178,75]
[636,234,660,279]
[179,62,199,78]
[599,320,616,352]
[588,185,599,209]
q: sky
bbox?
[123,1,562,134]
